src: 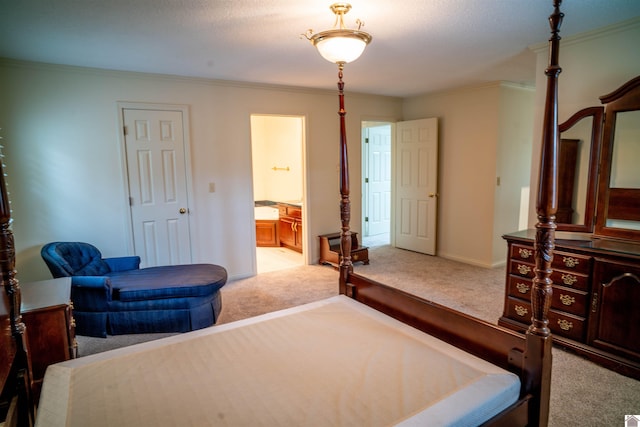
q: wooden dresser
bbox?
[20,278,76,403]
[499,230,640,379]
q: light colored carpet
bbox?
[75,245,640,426]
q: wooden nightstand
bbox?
[20,277,76,403]
[319,232,369,268]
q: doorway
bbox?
[362,121,392,247]
[250,115,305,273]
[361,118,439,254]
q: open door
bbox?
[362,123,392,239]
[395,118,438,255]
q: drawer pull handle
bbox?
[514,305,528,317]
[592,292,598,313]
[559,294,575,306]
[518,248,533,259]
[557,319,573,331]
[561,273,578,286]
[517,264,531,276]
[563,256,580,268]
[516,282,530,294]
[602,272,640,288]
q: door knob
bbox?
[179,208,187,214]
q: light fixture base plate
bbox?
[330,3,352,15]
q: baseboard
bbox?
[437,252,499,269]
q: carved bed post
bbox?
[0,151,25,341]
[337,64,353,295]
[0,145,34,423]
[526,1,562,425]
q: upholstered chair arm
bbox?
[104,256,141,272]
[70,276,112,312]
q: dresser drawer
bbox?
[552,250,592,275]
[507,276,588,317]
[509,260,535,278]
[504,296,533,323]
[504,297,586,341]
[550,269,590,291]
[510,243,535,262]
[548,310,586,341]
[552,286,588,317]
[507,275,533,298]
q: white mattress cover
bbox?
[36,295,520,427]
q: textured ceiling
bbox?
[1,0,640,97]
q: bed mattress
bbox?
[36,295,520,427]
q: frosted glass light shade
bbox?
[311,29,371,64]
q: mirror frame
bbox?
[557,106,603,233]
[595,75,640,241]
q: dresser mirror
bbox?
[557,106,603,232]
[595,75,640,241]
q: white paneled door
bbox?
[395,118,438,255]
[123,108,192,267]
[364,124,391,237]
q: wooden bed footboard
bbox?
[345,272,526,371]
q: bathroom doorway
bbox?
[250,115,306,273]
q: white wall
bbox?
[528,18,640,228]
[250,115,303,203]
[403,83,534,267]
[0,60,402,282]
[493,86,536,263]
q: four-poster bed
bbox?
[1,1,564,426]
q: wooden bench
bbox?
[319,232,369,267]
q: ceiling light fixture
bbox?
[304,3,372,287]
[304,3,372,67]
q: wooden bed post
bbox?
[0,151,27,348]
[337,64,353,295]
[526,1,562,425]
[0,146,34,424]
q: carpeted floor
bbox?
[75,245,640,426]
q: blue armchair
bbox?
[41,242,227,338]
